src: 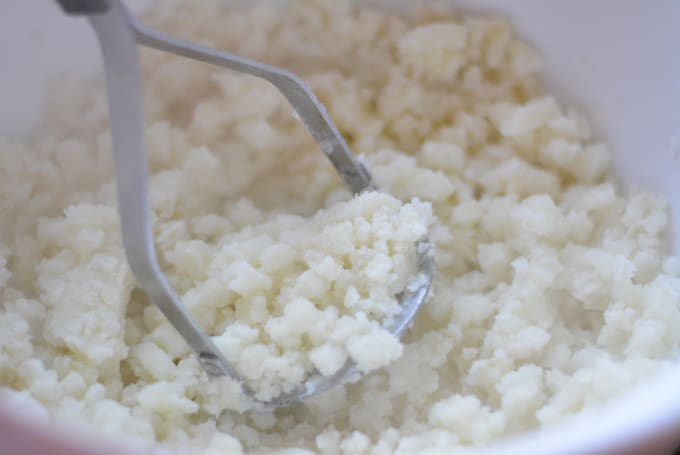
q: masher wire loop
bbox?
[56,0,433,408]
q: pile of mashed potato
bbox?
[1,1,680,453]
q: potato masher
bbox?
[56,0,434,408]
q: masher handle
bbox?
[55,0,247,387]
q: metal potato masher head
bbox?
[56,0,434,408]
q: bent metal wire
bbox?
[56,0,434,408]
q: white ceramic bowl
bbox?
[1,1,679,454]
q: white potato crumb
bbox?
[1,1,679,454]
[309,343,348,376]
[346,327,403,373]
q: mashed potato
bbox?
[1,1,680,453]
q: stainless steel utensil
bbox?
[57,0,434,408]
